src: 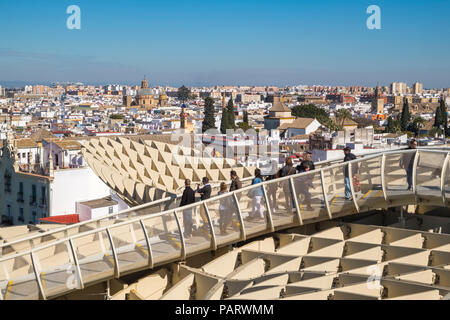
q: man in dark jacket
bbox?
[229,170,242,192]
[400,139,417,191]
[180,179,196,237]
[343,147,357,200]
[297,151,315,173]
[279,157,296,214]
[196,177,212,231]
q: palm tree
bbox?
[336,109,353,129]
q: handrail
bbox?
[0,148,448,300]
[0,148,439,264]
[0,147,409,253]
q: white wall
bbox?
[76,203,119,222]
[51,167,111,216]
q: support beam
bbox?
[68,239,84,290]
[173,212,186,260]
[139,219,154,269]
[441,153,450,207]
[233,193,246,241]
[203,203,217,251]
[381,154,388,204]
[30,251,47,300]
[348,163,360,213]
[289,177,303,225]
[320,170,332,220]
[262,185,275,232]
[105,229,120,278]
[412,150,420,204]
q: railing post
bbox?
[441,153,450,207]
[30,251,47,300]
[412,150,420,205]
[348,163,360,213]
[232,193,246,241]
[381,153,388,204]
[320,170,333,219]
[203,203,217,251]
[289,177,303,225]
[262,185,275,232]
[105,228,120,278]
[329,167,337,194]
[139,219,154,269]
[173,212,186,260]
[68,239,84,290]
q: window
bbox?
[7,205,11,217]
[19,208,24,223]
[31,185,37,204]
[108,206,114,214]
[4,171,11,193]
[40,186,47,206]
[17,182,24,202]
[32,211,37,224]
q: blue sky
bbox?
[0,0,449,87]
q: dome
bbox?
[137,88,154,96]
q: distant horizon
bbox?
[1,1,449,88]
[0,79,447,90]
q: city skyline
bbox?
[1,0,450,87]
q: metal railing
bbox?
[2,148,448,300]
[0,152,374,258]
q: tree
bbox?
[428,127,443,137]
[336,109,352,129]
[109,114,124,120]
[177,85,191,103]
[243,110,249,124]
[226,97,236,130]
[410,117,425,137]
[237,122,253,130]
[434,99,448,136]
[400,98,411,132]
[385,116,400,133]
[202,97,216,133]
[291,104,336,130]
[220,108,229,134]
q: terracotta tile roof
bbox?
[15,138,39,149]
[40,214,79,225]
[269,97,291,113]
[278,117,316,130]
[29,129,57,142]
[53,140,82,150]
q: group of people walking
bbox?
[179,138,421,242]
[180,171,242,238]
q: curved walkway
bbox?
[1,148,449,300]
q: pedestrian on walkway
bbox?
[265,160,279,212]
[400,139,417,191]
[180,179,196,238]
[196,177,212,232]
[297,151,315,173]
[296,164,314,211]
[343,147,357,200]
[279,157,296,214]
[248,168,264,221]
[218,182,233,235]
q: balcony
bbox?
[29,196,37,206]
[17,192,24,203]
[39,198,47,208]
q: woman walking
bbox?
[218,182,232,235]
[248,168,264,221]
